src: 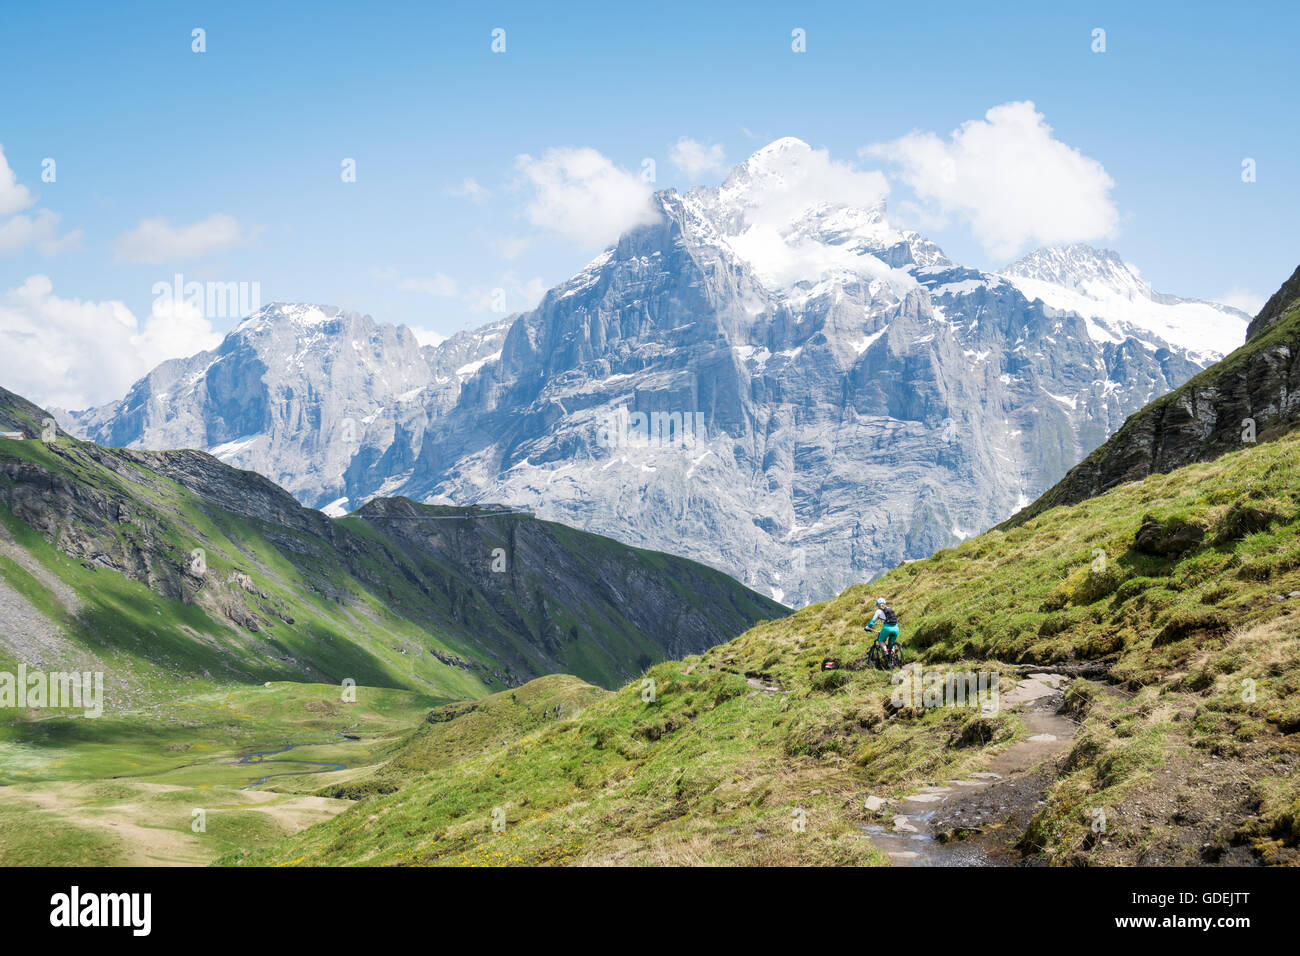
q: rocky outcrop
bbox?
[1247,264,1300,341]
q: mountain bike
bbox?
[867,639,905,670]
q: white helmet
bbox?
[876,597,887,607]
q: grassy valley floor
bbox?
[0,682,441,865]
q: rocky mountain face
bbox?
[61,140,1251,606]
[1004,264,1300,527]
[1247,263,1300,340]
[1,386,782,695]
[63,305,512,512]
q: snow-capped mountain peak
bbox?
[234,301,346,334]
[998,244,1250,363]
[710,137,888,229]
[723,136,813,180]
[679,139,937,294]
[1001,244,1150,300]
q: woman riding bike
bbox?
[864,596,903,667]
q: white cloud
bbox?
[375,268,461,301]
[730,138,890,231]
[374,267,544,339]
[406,326,447,347]
[399,273,460,298]
[507,275,548,310]
[1217,287,1265,316]
[864,101,1119,259]
[712,138,894,288]
[449,177,490,202]
[0,145,36,217]
[0,145,81,256]
[131,294,222,371]
[514,147,660,247]
[113,213,251,264]
[0,275,220,410]
[0,209,84,256]
[461,272,547,316]
[494,236,531,260]
[670,137,728,179]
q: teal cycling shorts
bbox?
[876,623,900,644]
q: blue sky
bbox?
[1,0,1297,407]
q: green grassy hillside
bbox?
[230,427,1300,866]
[0,385,783,705]
[0,431,493,704]
[314,674,609,801]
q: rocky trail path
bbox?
[862,673,1079,866]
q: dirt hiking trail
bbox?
[863,673,1077,866]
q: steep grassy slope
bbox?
[231,428,1300,867]
[1006,267,1300,526]
[337,497,785,688]
[0,385,784,703]
[316,675,610,800]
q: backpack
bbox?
[882,607,898,626]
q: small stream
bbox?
[237,733,355,791]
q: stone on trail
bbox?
[1027,733,1058,742]
[906,792,947,803]
[1001,677,1061,708]
[892,815,919,833]
[864,795,888,812]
